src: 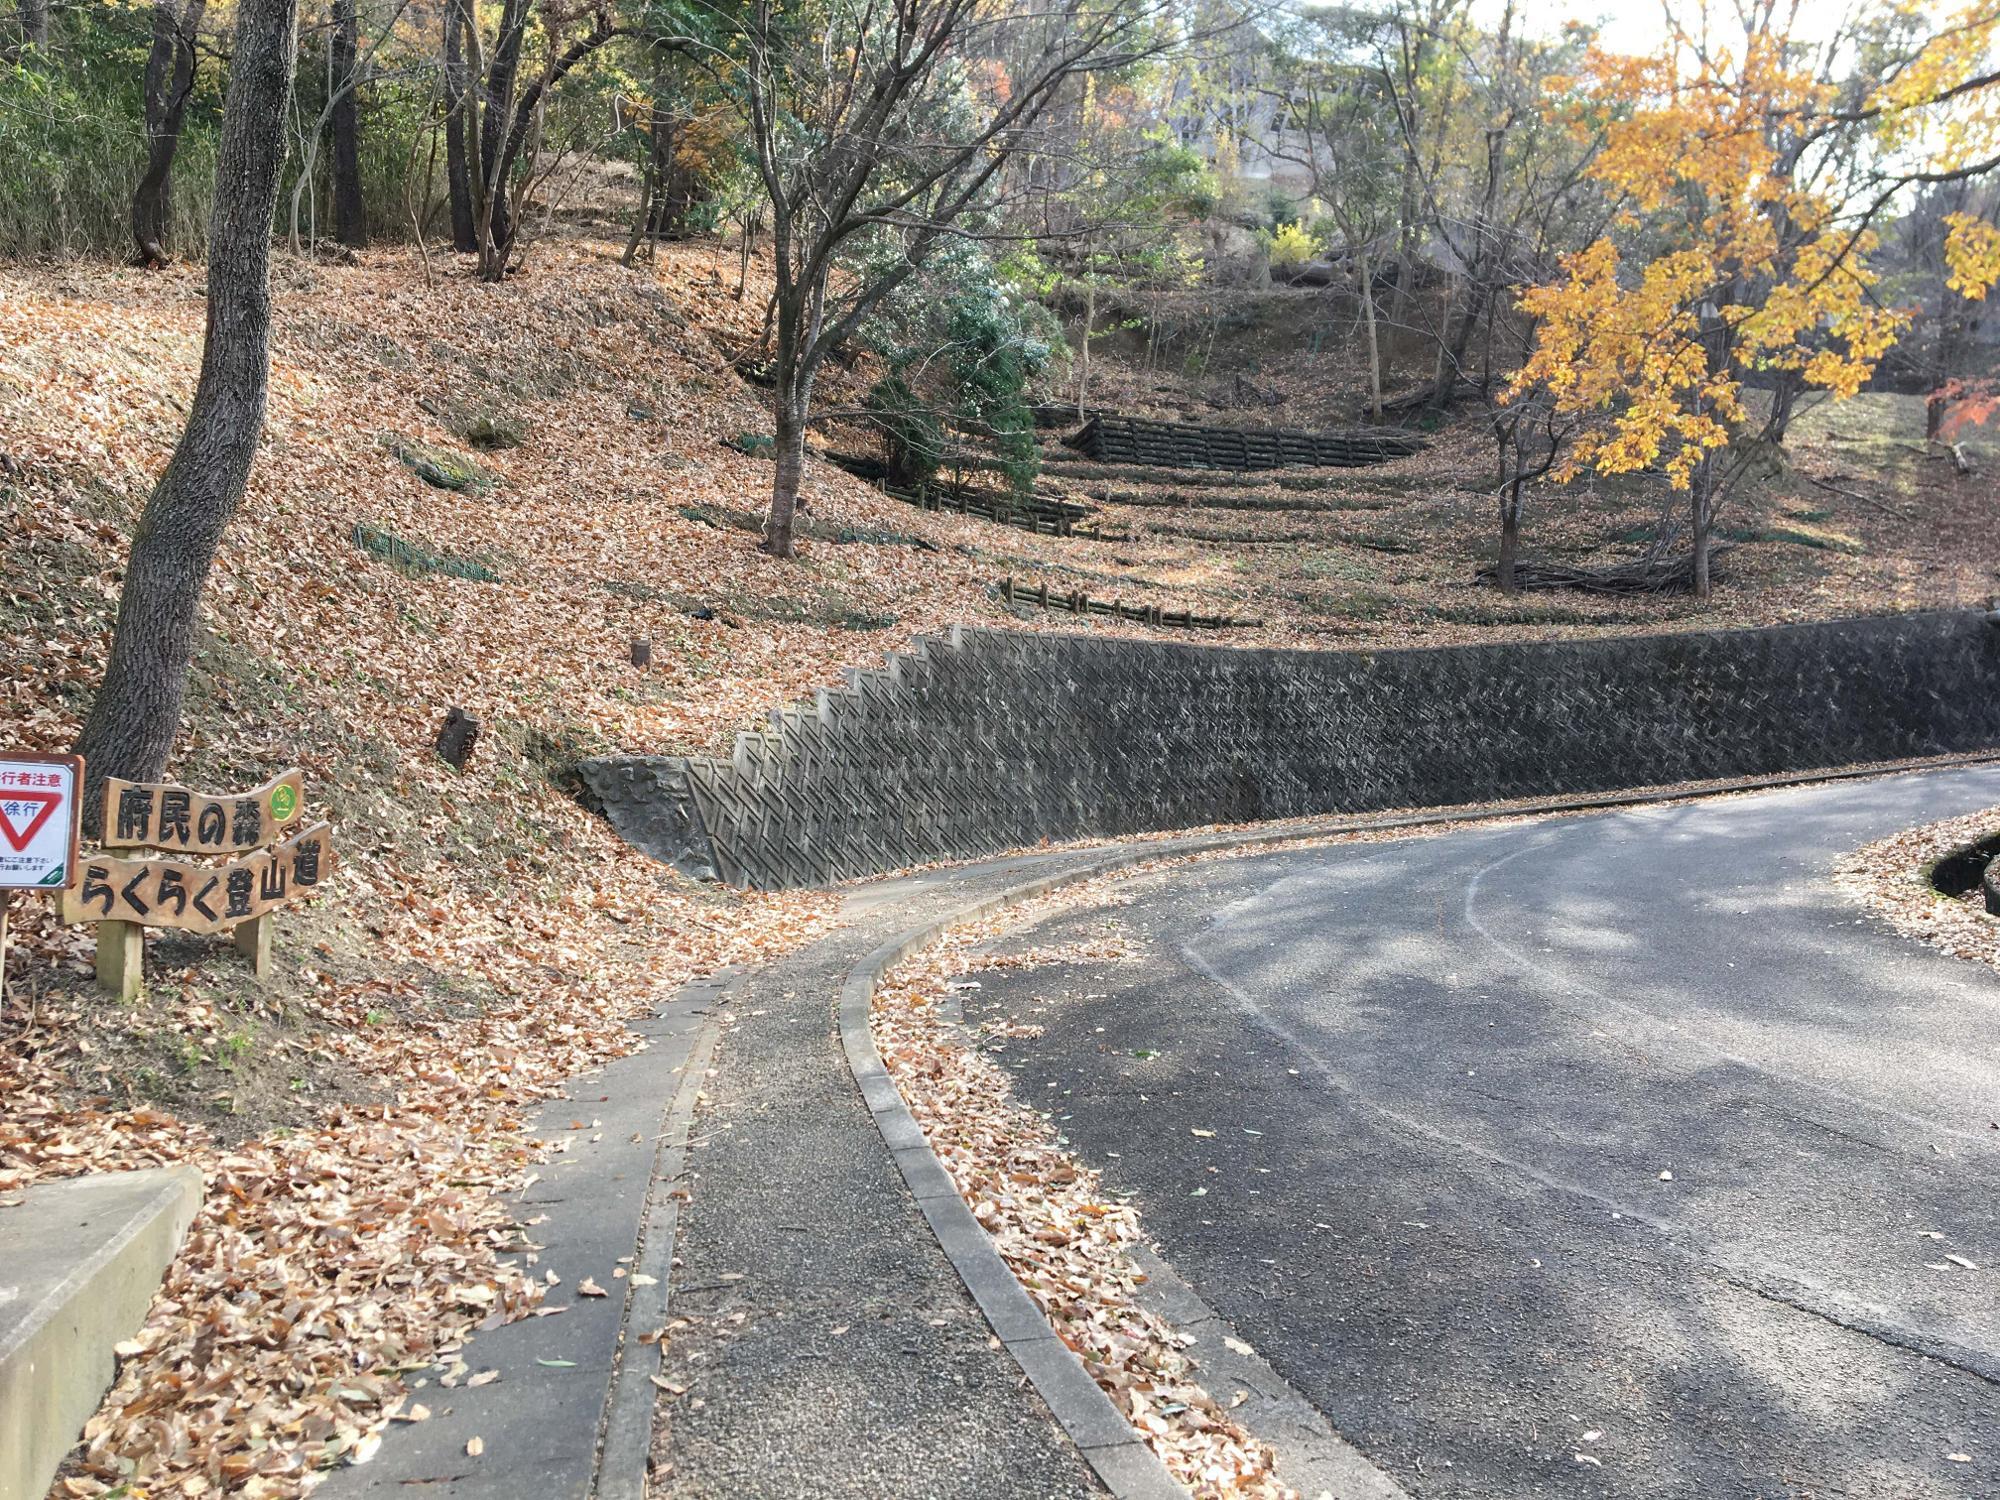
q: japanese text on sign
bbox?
[63,823,335,933]
[100,769,303,854]
[0,754,83,891]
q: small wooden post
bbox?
[234,913,273,978]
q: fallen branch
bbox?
[1801,469,1915,520]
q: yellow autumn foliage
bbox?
[1512,1,2000,492]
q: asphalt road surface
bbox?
[961,767,2000,1499]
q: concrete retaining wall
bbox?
[581,611,2000,890]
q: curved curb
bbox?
[838,856,1193,1500]
[834,751,2000,1497]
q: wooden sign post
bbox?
[62,768,334,999]
[0,753,83,1007]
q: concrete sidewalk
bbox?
[654,855,1118,1499]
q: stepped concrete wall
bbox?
[580,611,2000,890]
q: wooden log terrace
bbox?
[998,575,1262,629]
[1065,414,1427,471]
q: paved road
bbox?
[962,767,2000,1499]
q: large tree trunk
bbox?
[648,114,678,238]
[444,0,479,252]
[621,153,657,266]
[330,0,365,247]
[764,381,809,558]
[1076,272,1095,419]
[131,0,207,268]
[79,0,299,816]
[1690,456,1714,602]
[1429,276,1488,409]
[1765,368,1805,446]
[474,0,528,278]
[1497,476,1522,594]
[623,63,672,266]
[18,0,48,51]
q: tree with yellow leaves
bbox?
[1508,0,2000,599]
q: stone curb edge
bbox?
[592,969,736,1500]
[837,853,1192,1500]
[832,749,2000,1499]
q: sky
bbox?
[1495,0,1879,58]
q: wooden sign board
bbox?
[101,769,303,854]
[63,823,334,935]
[0,754,83,891]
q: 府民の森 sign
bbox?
[100,768,303,853]
[0,754,83,891]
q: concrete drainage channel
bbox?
[1929,830,2000,912]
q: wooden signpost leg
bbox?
[92,846,144,1002]
[96,919,142,1002]
[0,893,12,1009]
[234,913,272,979]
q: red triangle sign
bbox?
[0,789,60,853]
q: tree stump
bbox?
[436,707,480,769]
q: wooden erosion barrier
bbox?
[59,768,335,999]
[1066,414,1427,471]
[999,576,1263,630]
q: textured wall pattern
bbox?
[580,611,2000,890]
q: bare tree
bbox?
[1261,13,1403,420]
[442,0,478,250]
[79,0,301,812]
[469,1,667,279]
[735,0,1209,557]
[132,0,209,267]
[330,0,366,246]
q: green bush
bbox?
[866,373,945,487]
[0,59,219,259]
[864,246,1054,502]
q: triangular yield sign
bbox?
[0,789,60,852]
